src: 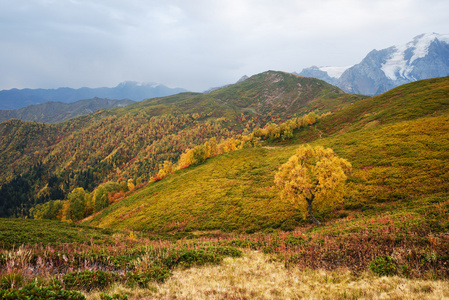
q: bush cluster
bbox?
[62,270,118,292]
[0,282,85,300]
[125,266,171,287]
[369,255,397,276]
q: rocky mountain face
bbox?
[297,33,449,95]
[0,81,187,110]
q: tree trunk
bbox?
[307,195,321,225]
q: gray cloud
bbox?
[1,0,448,92]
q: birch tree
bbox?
[275,144,351,225]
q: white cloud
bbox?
[0,0,448,91]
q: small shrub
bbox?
[62,270,118,291]
[262,246,277,254]
[163,249,221,269]
[126,266,171,286]
[263,227,276,234]
[245,227,257,234]
[400,264,411,278]
[370,255,397,276]
[227,240,262,250]
[338,212,349,218]
[284,235,306,247]
[280,220,296,232]
[207,246,243,258]
[100,293,128,300]
[287,252,304,265]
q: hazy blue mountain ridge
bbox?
[0,81,187,110]
[0,97,135,124]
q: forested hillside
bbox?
[0,71,362,218]
[86,76,449,232]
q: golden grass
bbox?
[86,251,449,299]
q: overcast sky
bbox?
[1,0,448,92]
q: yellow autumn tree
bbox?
[274,144,351,225]
[127,179,135,191]
[157,160,175,179]
[204,137,218,158]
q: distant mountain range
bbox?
[0,81,187,110]
[0,97,135,124]
[297,33,449,95]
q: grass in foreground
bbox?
[87,251,449,300]
[1,211,449,299]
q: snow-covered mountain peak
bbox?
[318,66,352,79]
[296,32,449,96]
[381,33,449,81]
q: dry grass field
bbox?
[86,251,449,299]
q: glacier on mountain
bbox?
[297,33,449,95]
[381,33,449,81]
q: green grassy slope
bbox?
[88,146,296,232]
[87,77,449,233]
[0,218,116,249]
[316,76,449,135]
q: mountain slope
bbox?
[207,71,349,116]
[0,71,359,218]
[86,76,449,233]
[298,33,449,95]
[88,146,297,232]
[0,81,187,110]
[0,98,135,124]
[315,76,449,135]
